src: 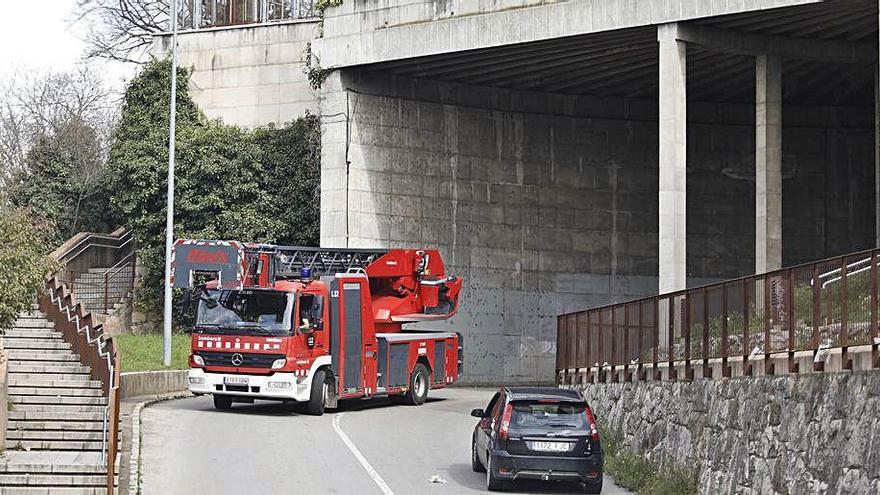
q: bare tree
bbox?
[0,66,118,191]
[73,0,171,64]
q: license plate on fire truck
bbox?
[223,376,249,386]
[528,441,571,452]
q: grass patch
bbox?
[113,333,190,372]
[600,425,698,495]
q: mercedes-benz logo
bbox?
[230,353,244,366]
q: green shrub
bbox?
[0,207,58,332]
[599,424,698,495]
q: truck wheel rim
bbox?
[414,372,426,396]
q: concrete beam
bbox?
[658,24,687,293]
[314,0,825,69]
[756,55,783,274]
[676,24,877,64]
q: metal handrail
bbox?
[556,247,880,383]
[55,230,132,265]
[40,277,121,493]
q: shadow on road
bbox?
[444,463,595,494]
[175,394,446,417]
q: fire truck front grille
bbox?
[197,351,285,369]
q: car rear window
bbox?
[510,400,588,430]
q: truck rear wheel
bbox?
[403,363,430,406]
[306,369,328,416]
[213,394,233,410]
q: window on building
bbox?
[182,0,315,29]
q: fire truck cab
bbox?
[172,240,464,415]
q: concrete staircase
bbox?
[0,307,117,494]
[71,267,133,314]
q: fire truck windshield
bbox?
[195,289,293,336]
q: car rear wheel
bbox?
[213,394,233,410]
[471,436,485,472]
[403,363,430,405]
[306,369,328,416]
[583,476,603,494]
[486,453,508,491]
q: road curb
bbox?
[123,391,192,495]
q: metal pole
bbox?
[162,0,179,367]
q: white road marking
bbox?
[332,413,395,495]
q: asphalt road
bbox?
[140,387,631,495]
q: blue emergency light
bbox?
[301,267,312,281]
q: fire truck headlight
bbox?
[188,376,205,385]
[192,354,205,366]
[268,381,292,390]
[271,358,287,370]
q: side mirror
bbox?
[470,408,485,418]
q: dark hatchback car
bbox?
[471,387,603,493]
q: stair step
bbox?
[7,420,104,432]
[11,319,53,328]
[8,378,102,389]
[9,411,104,422]
[9,396,107,406]
[8,364,91,374]
[5,430,105,442]
[8,387,104,398]
[3,331,63,339]
[7,352,80,362]
[0,474,110,489]
[2,341,71,350]
[4,440,111,452]
[0,486,111,494]
[10,404,106,414]
[0,450,115,473]
[9,374,94,383]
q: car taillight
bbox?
[585,405,599,441]
[499,404,513,440]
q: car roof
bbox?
[502,387,584,402]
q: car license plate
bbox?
[529,441,571,452]
[223,376,249,386]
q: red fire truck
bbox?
[171,240,464,415]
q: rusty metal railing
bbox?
[39,277,121,493]
[556,248,880,384]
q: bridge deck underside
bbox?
[366,0,877,105]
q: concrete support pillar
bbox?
[755,55,783,274]
[658,24,687,293]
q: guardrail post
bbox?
[786,270,798,374]
[721,284,731,378]
[667,297,677,380]
[841,257,852,370]
[597,310,605,383]
[743,280,753,376]
[702,288,711,379]
[637,302,646,381]
[585,312,593,383]
[872,253,879,369]
[652,299,661,381]
[684,295,693,381]
[610,307,618,383]
[573,313,581,384]
[623,305,632,382]
[763,276,775,375]
[812,264,823,372]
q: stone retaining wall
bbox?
[573,372,879,494]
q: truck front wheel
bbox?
[213,394,233,410]
[307,369,328,416]
[404,363,430,406]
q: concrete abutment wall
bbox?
[319,68,874,384]
[571,372,880,494]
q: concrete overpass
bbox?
[310,0,879,384]
[156,0,880,384]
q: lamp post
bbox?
[162,0,179,367]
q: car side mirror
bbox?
[470,408,485,418]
